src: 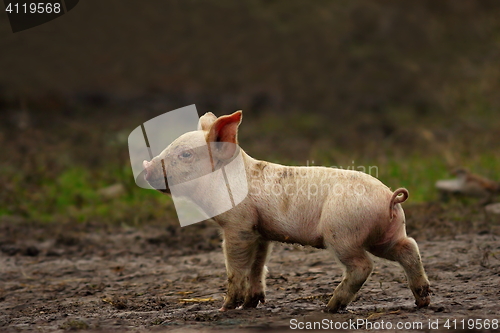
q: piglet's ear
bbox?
[197,112,217,131]
[206,111,242,160]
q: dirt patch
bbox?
[1,219,500,332]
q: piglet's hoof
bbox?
[416,296,431,309]
[323,305,347,314]
[242,292,265,309]
[219,302,239,312]
[415,285,432,308]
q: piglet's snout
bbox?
[143,159,170,191]
[143,160,152,181]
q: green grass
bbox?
[1,164,176,225]
[378,155,455,203]
[3,146,498,226]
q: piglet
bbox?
[143,111,430,313]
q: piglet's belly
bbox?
[255,214,325,249]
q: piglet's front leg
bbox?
[243,239,271,308]
[220,230,269,311]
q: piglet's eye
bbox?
[178,150,193,159]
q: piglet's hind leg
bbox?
[373,237,431,308]
[326,249,373,313]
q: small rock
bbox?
[435,179,463,193]
[468,304,482,310]
[97,183,125,199]
[485,203,500,215]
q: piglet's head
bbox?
[142,111,243,195]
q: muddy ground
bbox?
[1,215,500,333]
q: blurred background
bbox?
[1,0,499,236]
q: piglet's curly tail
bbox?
[390,188,409,221]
